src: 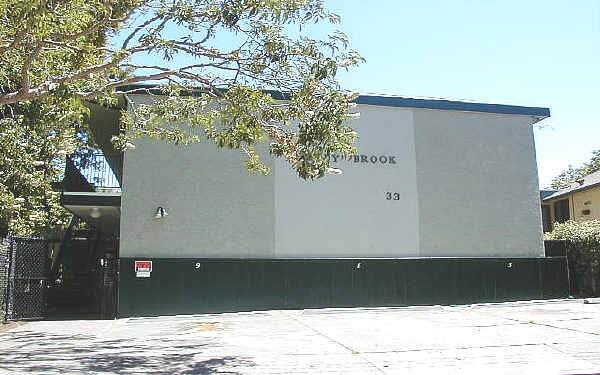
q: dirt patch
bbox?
[184,322,224,331]
[0,321,25,333]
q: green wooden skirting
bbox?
[118,257,568,317]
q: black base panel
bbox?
[118,257,569,317]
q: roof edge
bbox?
[356,95,550,118]
[116,84,550,118]
[543,181,600,202]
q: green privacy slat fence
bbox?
[118,257,569,317]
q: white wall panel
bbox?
[274,106,419,258]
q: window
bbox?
[553,199,570,223]
[541,205,552,232]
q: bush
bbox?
[544,219,600,242]
[545,220,600,297]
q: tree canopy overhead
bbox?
[551,150,600,190]
[0,0,363,236]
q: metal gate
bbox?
[5,237,48,321]
[99,254,118,319]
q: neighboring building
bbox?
[57,89,568,317]
[540,189,558,233]
[542,170,600,230]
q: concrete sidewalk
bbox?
[1,299,600,374]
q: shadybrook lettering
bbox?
[329,154,397,165]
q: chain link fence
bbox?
[5,237,48,321]
[0,238,9,322]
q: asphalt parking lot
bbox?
[1,299,600,374]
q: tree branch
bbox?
[84,71,178,96]
[0,29,28,55]
[49,0,114,42]
[20,44,43,95]
[0,58,121,106]
[121,14,162,50]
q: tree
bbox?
[0,0,363,236]
[551,150,600,190]
[0,98,88,236]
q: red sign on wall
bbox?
[135,260,152,277]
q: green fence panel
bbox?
[118,257,569,318]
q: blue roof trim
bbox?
[356,95,550,117]
[117,84,550,117]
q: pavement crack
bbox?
[473,308,600,337]
[282,311,388,374]
[543,342,599,368]
[511,318,600,337]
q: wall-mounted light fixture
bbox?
[154,206,169,219]
[90,207,101,219]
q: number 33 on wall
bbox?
[385,192,400,200]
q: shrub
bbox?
[544,220,600,242]
[545,220,600,297]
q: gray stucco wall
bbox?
[119,96,543,259]
[120,138,275,258]
[413,110,543,257]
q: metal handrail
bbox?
[71,152,121,192]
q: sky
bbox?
[119,0,600,188]
[317,0,600,188]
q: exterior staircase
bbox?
[47,229,98,315]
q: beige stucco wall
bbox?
[119,95,544,258]
[572,188,600,221]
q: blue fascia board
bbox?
[116,84,550,118]
[356,95,550,118]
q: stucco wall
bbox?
[119,95,275,258]
[119,96,543,259]
[274,105,419,257]
[413,110,543,257]
[572,188,600,221]
[119,136,276,258]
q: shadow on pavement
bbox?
[0,329,254,374]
